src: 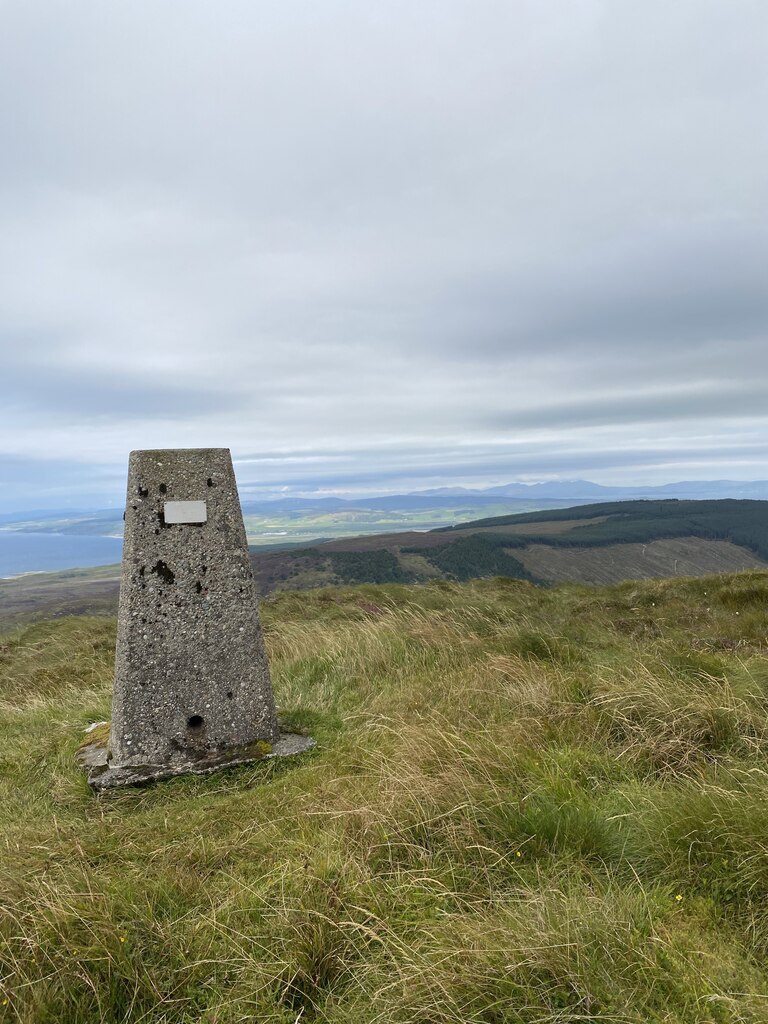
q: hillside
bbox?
[3,571,768,1021]
[0,495,585,548]
[6,483,768,555]
[0,564,120,634]
[251,499,768,594]
[3,501,768,631]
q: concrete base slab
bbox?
[78,732,315,792]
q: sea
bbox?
[0,532,123,579]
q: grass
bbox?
[2,571,768,1021]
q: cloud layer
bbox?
[1,1,767,508]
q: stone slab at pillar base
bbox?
[78,730,315,792]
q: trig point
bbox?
[81,448,314,790]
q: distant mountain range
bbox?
[411,479,768,500]
[3,480,768,532]
[242,479,768,512]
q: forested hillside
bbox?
[441,499,768,559]
[251,499,768,593]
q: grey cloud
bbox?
[0,454,124,512]
[2,362,246,421]
[486,383,768,432]
[421,228,768,366]
[0,1,767,504]
[4,425,766,512]
[234,440,768,494]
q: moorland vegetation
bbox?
[3,570,768,1021]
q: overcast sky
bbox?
[2,1,767,509]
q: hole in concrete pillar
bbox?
[187,715,204,731]
[196,581,203,594]
[226,690,233,699]
[159,483,167,494]
[138,486,149,497]
[151,560,175,585]
[207,477,214,487]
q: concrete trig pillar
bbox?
[81,448,313,790]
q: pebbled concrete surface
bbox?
[109,448,282,771]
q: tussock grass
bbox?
[2,573,768,1021]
